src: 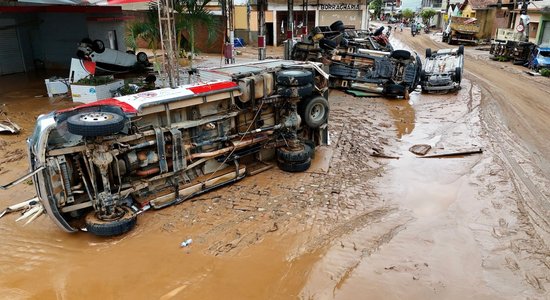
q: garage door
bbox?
[0,19,25,75]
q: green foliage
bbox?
[540,68,550,77]
[175,0,218,62]
[75,76,115,86]
[496,55,509,62]
[402,8,415,20]
[369,0,383,19]
[420,8,437,23]
[126,2,160,53]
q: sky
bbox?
[400,0,423,11]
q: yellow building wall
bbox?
[462,5,476,18]
[235,6,248,29]
[234,7,263,31]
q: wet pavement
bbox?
[0,30,549,299]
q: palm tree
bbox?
[174,0,218,63]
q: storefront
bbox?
[267,1,367,46]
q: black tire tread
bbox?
[277,83,314,98]
[277,158,312,173]
[276,144,313,162]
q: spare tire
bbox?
[276,69,314,86]
[67,111,126,137]
[426,48,432,58]
[277,83,314,98]
[390,50,411,60]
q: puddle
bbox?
[385,93,418,139]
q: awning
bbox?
[18,0,148,5]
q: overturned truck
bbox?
[291,22,422,98]
[1,60,330,236]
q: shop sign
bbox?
[318,3,361,10]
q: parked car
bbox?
[77,38,150,74]
[529,45,550,71]
[420,46,464,93]
[1,60,329,236]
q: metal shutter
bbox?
[0,19,25,75]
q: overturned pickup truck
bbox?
[328,49,422,97]
[290,22,421,98]
[291,22,393,62]
[1,60,329,236]
[420,46,464,93]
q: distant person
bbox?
[400,22,404,32]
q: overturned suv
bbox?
[5,61,329,236]
[420,46,464,93]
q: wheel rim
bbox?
[79,112,114,123]
[310,103,326,122]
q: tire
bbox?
[276,69,314,86]
[85,206,137,237]
[457,45,464,55]
[277,157,311,173]
[276,144,313,162]
[67,111,126,137]
[390,50,411,60]
[277,83,313,98]
[426,48,432,58]
[92,39,105,53]
[302,96,329,128]
[330,21,345,32]
[373,26,385,36]
[420,70,427,82]
[319,38,337,50]
[454,67,462,84]
[137,52,148,63]
[385,84,406,97]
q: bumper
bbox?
[28,113,77,233]
[422,82,460,91]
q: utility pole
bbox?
[157,0,179,88]
[258,0,267,60]
[366,0,370,30]
[287,0,294,40]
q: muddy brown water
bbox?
[1,33,549,299]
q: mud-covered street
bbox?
[0,32,549,299]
